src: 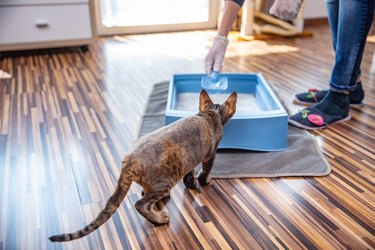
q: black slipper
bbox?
[294,87,364,107]
[293,89,327,105]
[288,107,351,130]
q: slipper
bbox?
[293,88,364,107]
[293,89,327,105]
[288,107,351,130]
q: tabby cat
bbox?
[49,90,237,242]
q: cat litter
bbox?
[176,93,262,113]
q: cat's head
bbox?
[199,90,237,125]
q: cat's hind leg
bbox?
[135,190,171,225]
[163,191,171,198]
[141,190,170,198]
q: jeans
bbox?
[325,0,374,92]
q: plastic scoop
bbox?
[201,71,228,91]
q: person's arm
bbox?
[218,0,243,37]
[205,0,243,75]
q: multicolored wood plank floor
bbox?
[0,22,374,249]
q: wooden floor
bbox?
[0,23,374,249]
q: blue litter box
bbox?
[165,73,288,151]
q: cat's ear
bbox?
[199,90,213,112]
[222,92,237,121]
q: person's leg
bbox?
[330,0,373,92]
[326,0,339,51]
[289,0,374,130]
[293,0,365,107]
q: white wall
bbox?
[304,0,327,19]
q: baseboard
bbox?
[304,18,329,26]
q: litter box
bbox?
[165,73,288,151]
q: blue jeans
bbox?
[326,0,374,92]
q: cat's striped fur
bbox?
[49,90,237,242]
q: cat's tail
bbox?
[49,168,133,242]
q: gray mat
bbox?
[138,82,331,178]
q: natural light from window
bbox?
[101,0,210,27]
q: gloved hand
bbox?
[269,0,304,21]
[205,35,229,75]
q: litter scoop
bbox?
[201,71,228,91]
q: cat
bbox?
[49,89,237,242]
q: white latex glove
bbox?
[205,35,229,75]
[269,0,304,21]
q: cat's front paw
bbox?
[183,173,197,190]
[184,179,197,189]
[198,172,211,186]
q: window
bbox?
[94,0,219,35]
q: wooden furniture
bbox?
[0,0,94,52]
[240,0,305,37]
